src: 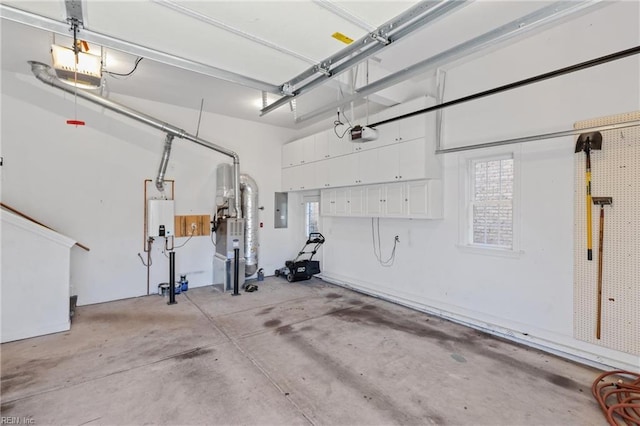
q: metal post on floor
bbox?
[232,239,240,297]
[168,251,177,305]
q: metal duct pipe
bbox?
[155,133,174,196]
[240,174,258,277]
[28,60,242,217]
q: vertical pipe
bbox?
[155,134,174,196]
[232,246,240,296]
[233,158,241,217]
[240,174,259,276]
[168,251,177,305]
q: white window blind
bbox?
[470,156,514,248]
[305,200,319,236]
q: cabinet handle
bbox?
[399,176,402,179]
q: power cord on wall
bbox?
[371,218,399,267]
[105,57,144,77]
[334,111,352,139]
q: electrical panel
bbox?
[274,192,288,228]
[147,199,175,237]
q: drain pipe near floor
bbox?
[28,61,242,217]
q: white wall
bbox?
[319,3,640,370]
[1,211,75,342]
[1,71,298,305]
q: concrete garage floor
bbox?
[1,278,602,425]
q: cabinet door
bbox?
[282,142,300,168]
[384,182,406,217]
[398,138,426,181]
[365,185,383,216]
[282,166,296,192]
[329,155,355,187]
[334,188,350,215]
[406,180,429,217]
[371,107,400,147]
[321,189,335,216]
[373,121,400,147]
[314,131,330,161]
[405,179,443,219]
[376,144,401,182]
[283,164,315,191]
[349,186,365,216]
[329,129,353,157]
[316,160,330,189]
[398,97,428,142]
[282,165,306,191]
[296,163,316,191]
[299,135,315,164]
[355,149,380,185]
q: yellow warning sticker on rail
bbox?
[332,32,354,45]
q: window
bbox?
[459,148,520,255]
[470,156,514,248]
[304,199,320,237]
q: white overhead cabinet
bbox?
[372,97,430,148]
[282,163,316,191]
[282,96,443,219]
[315,155,353,188]
[349,186,366,216]
[282,135,315,167]
[321,180,442,219]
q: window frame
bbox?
[303,195,320,238]
[458,146,522,257]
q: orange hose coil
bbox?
[592,370,640,425]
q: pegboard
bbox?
[574,111,639,355]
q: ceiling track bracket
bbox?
[370,32,390,45]
[315,65,332,77]
[281,83,295,97]
[64,0,84,27]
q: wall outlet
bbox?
[174,214,211,237]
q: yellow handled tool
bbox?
[592,196,612,339]
[575,132,602,261]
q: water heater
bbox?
[147,199,175,237]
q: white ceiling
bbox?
[0,1,609,131]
